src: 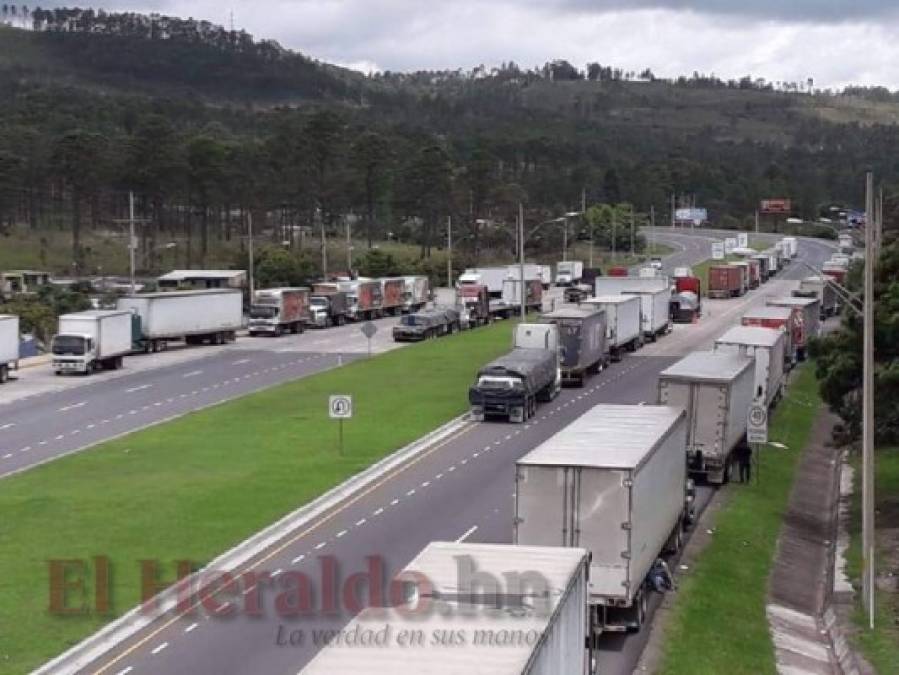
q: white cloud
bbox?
[35,1,899,88]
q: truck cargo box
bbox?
[380,277,406,315]
[249,287,309,336]
[402,275,429,313]
[715,326,786,409]
[579,295,641,360]
[751,254,771,281]
[594,275,669,296]
[515,405,687,627]
[623,287,671,340]
[541,306,608,384]
[0,314,19,382]
[302,542,592,675]
[742,306,798,367]
[459,267,511,297]
[657,350,754,484]
[117,289,242,346]
[797,276,837,317]
[53,310,132,374]
[707,265,743,298]
[767,296,820,358]
[501,278,543,312]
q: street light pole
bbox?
[630,206,635,258]
[247,211,255,301]
[862,171,875,629]
[345,215,353,273]
[317,208,327,278]
[519,203,526,321]
[611,209,617,262]
[447,215,453,288]
[128,190,136,294]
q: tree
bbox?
[186,133,226,265]
[351,131,393,248]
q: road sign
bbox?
[329,395,353,419]
[711,242,725,260]
[724,238,737,255]
[737,233,749,248]
[360,322,377,339]
[747,402,768,444]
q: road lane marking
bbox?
[184,622,198,633]
[19,446,30,453]
[390,498,400,505]
[314,542,327,550]
[231,359,250,365]
[356,518,367,526]
[150,642,168,655]
[406,489,416,497]
[114,668,133,675]
[373,507,384,516]
[272,568,283,577]
[58,401,86,412]
[456,525,478,543]
[182,370,202,378]
[125,384,153,393]
[2,453,11,459]
[292,554,305,564]
[0,423,14,430]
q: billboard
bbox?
[675,207,708,224]
[737,233,749,248]
[760,199,792,214]
[724,238,737,255]
[711,242,725,260]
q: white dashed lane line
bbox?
[58,401,86,412]
[0,423,15,430]
[184,622,198,633]
[125,384,153,393]
[182,370,203,378]
[150,642,169,655]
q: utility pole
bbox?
[247,211,255,301]
[128,191,137,294]
[345,215,353,274]
[862,171,875,629]
[611,209,617,261]
[317,208,327,279]
[562,218,568,262]
[519,203,526,321]
[630,206,635,258]
[755,209,760,234]
[446,215,453,288]
[650,205,655,255]
[671,193,676,228]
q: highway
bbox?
[64,233,836,675]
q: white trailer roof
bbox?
[158,269,245,281]
[542,306,603,320]
[743,306,794,320]
[716,326,784,348]
[301,542,588,675]
[582,294,641,306]
[660,350,754,383]
[767,296,819,309]
[595,277,670,292]
[517,404,684,470]
[59,309,130,320]
[121,289,241,299]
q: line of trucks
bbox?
[706,236,797,298]
[308,291,815,674]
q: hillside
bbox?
[2,10,899,280]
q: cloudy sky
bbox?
[35,1,899,88]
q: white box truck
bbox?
[657,350,755,484]
[580,295,642,361]
[515,404,688,634]
[767,296,821,357]
[797,276,837,318]
[594,275,670,296]
[511,263,552,289]
[402,275,429,313]
[51,310,132,375]
[248,287,309,336]
[117,289,242,352]
[0,314,19,383]
[623,287,671,341]
[715,326,786,409]
[301,542,592,675]
[459,267,511,298]
[555,260,584,286]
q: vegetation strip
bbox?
[658,364,821,675]
[0,322,512,673]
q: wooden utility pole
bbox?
[862,171,875,628]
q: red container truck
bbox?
[380,278,406,316]
[746,259,761,288]
[708,265,744,298]
[608,266,629,277]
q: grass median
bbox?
[658,363,821,675]
[0,321,514,673]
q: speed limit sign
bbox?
[329,395,353,419]
[747,403,768,443]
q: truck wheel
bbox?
[115,356,124,370]
[274,325,283,338]
[0,365,7,384]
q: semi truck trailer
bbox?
[301,542,593,675]
[52,310,132,375]
[657,350,755,484]
[0,314,19,383]
[581,295,642,361]
[380,277,406,316]
[767,296,820,359]
[515,404,688,634]
[248,287,308,336]
[458,267,510,298]
[541,306,608,385]
[402,275,429,313]
[623,287,672,341]
[117,289,242,351]
[796,276,838,318]
[707,265,744,298]
[715,326,786,409]
[501,278,543,314]
[742,306,799,367]
[469,323,561,423]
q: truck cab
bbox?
[51,333,95,374]
[248,304,281,334]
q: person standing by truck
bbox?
[735,442,753,483]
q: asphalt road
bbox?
[66,233,836,675]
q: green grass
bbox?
[0,322,514,673]
[845,448,899,674]
[659,364,822,675]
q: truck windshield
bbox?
[52,335,86,355]
[249,306,278,319]
[310,297,328,307]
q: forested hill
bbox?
[3,7,899,275]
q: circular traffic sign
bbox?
[749,405,767,427]
[329,394,353,419]
[361,321,378,339]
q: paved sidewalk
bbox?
[766,410,845,674]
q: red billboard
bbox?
[760,199,792,214]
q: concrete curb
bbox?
[17,354,51,369]
[32,412,473,675]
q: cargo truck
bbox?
[501,277,543,314]
[511,263,552,289]
[515,404,688,634]
[0,314,19,383]
[248,287,308,336]
[469,323,560,423]
[623,287,671,341]
[797,276,837,318]
[52,310,132,375]
[458,267,511,299]
[594,275,669,297]
[751,254,771,281]
[456,284,491,327]
[670,291,701,323]
[742,306,798,367]
[308,290,347,327]
[658,350,754,484]
[541,306,608,385]
[301,542,593,675]
[707,265,744,298]
[715,326,786,409]
[782,237,798,259]
[392,308,452,341]
[555,260,584,286]
[401,275,429,313]
[727,261,750,295]
[117,289,242,351]
[343,279,382,321]
[581,295,642,361]
[380,277,406,316]
[563,267,602,303]
[767,296,820,359]
[821,261,848,285]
